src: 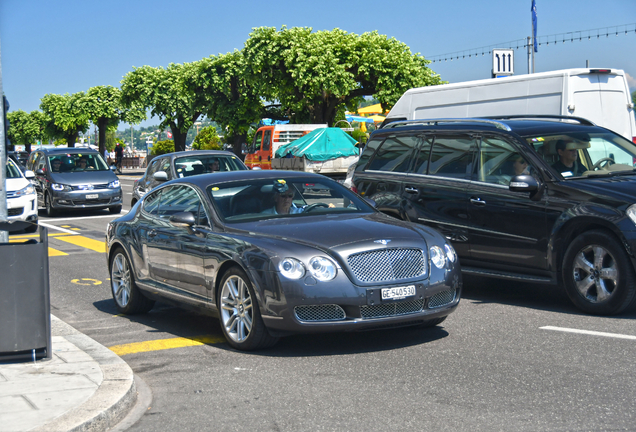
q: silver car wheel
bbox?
[111,252,132,307]
[572,244,618,303]
[220,275,253,343]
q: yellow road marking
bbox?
[48,247,68,256]
[56,235,106,253]
[10,232,74,240]
[71,278,102,286]
[109,335,225,356]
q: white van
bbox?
[384,68,636,143]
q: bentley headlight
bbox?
[14,184,36,196]
[430,246,447,269]
[279,258,305,279]
[51,183,71,192]
[308,256,337,281]
[109,180,121,189]
[444,243,457,263]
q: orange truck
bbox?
[244,124,326,170]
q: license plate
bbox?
[381,285,416,301]
[86,194,99,199]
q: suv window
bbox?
[366,135,418,173]
[475,136,530,185]
[356,138,383,172]
[412,136,434,174]
[428,135,476,179]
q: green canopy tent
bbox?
[275,128,359,162]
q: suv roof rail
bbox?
[484,115,597,126]
[381,118,512,131]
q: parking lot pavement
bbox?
[0,315,137,432]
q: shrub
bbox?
[152,140,175,156]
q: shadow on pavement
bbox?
[93,299,450,357]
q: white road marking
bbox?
[38,222,80,235]
[42,211,128,222]
[541,326,636,340]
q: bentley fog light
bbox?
[444,243,457,263]
[279,258,305,279]
[308,257,337,281]
[430,246,447,269]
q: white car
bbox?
[5,158,38,233]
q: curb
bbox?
[33,316,137,432]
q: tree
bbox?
[242,27,443,125]
[192,125,221,150]
[152,139,175,156]
[120,63,206,152]
[6,110,34,151]
[81,85,145,155]
[40,92,89,147]
[189,51,264,159]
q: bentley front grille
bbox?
[360,300,425,319]
[347,248,426,283]
[428,288,457,309]
[295,305,346,322]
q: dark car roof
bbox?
[164,169,335,189]
[374,117,609,139]
[161,150,240,160]
[38,147,100,155]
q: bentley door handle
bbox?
[404,187,419,194]
[469,198,487,206]
[147,229,157,238]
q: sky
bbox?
[0,0,634,130]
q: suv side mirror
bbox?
[509,175,543,201]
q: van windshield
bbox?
[525,131,636,179]
[49,153,109,172]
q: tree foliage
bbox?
[188,51,263,158]
[151,139,175,156]
[120,63,205,152]
[40,92,89,147]
[242,26,443,126]
[192,126,221,150]
[81,85,145,155]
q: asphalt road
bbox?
[22,175,636,432]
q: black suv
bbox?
[352,116,636,315]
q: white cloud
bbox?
[625,72,636,91]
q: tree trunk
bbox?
[172,126,187,152]
[67,132,78,147]
[232,133,246,161]
[98,117,107,154]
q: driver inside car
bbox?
[551,139,588,177]
[261,180,305,215]
[261,179,336,215]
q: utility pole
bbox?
[0,38,8,243]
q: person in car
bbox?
[552,139,585,177]
[76,158,93,170]
[261,180,304,215]
[206,160,220,172]
[50,158,62,172]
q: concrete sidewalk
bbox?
[0,315,137,432]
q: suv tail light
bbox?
[351,185,358,194]
[633,137,636,145]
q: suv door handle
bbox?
[470,197,487,206]
[148,229,157,238]
[404,187,419,194]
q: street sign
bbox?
[492,49,514,77]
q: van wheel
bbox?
[45,193,58,217]
[562,230,636,315]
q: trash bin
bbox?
[0,224,52,362]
